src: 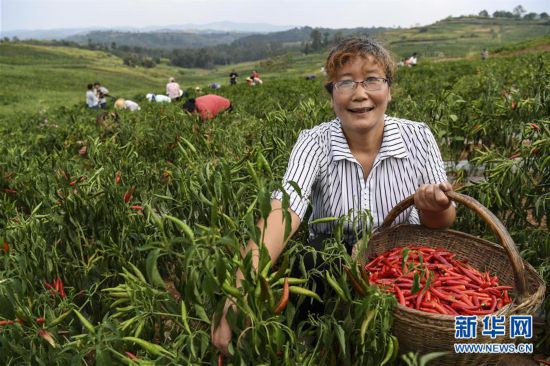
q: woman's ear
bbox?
[388,87,392,103]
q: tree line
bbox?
[2,6,547,69]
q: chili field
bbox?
[0,50,548,365]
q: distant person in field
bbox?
[229,70,238,85]
[251,70,263,85]
[94,81,110,109]
[86,84,99,110]
[212,37,456,355]
[404,53,418,67]
[146,93,171,103]
[114,98,141,111]
[166,77,183,101]
[182,94,231,121]
[481,49,489,61]
[209,82,222,90]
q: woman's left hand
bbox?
[414,182,453,212]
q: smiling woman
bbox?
[212,36,456,355]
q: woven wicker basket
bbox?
[358,191,546,366]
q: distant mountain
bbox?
[63,26,388,54]
[0,22,295,40]
[65,30,253,50]
[1,28,101,40]
[141,21,295,33]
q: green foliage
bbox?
[0,47,548,364]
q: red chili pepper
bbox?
[130,205,144,211]
[2,239,9,253]
[58,279,66,298]
[125,352,138,360]
[457,266,483,286]
[3,188,17,194]
[415,289,425,310]
[274,278,290,314]
[394,285,406,306]
[36,317,46,325]
[44,281,56,296]
[0,320,15,326]
[218,353,224,366]
[430,288,455,303]
[115,171,122,185]
[123,186,136,203]
[419,306,439,314]
[441,303,459,315]
[344,267,366,297]
[54,277,66,298]
[502,290,511,304]
[53,278,60,293]
[530,122,540,131]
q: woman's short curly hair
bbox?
[324,37,396,94]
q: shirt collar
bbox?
[329,115,408,162]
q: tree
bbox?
[310,29,322,51]
[493,10,514,18]
[523,12,537,20]
[540,12,549,19]
[332,31,343,44]
[478,10,489,17]
[513,5,526,18]
[322,32,330,46]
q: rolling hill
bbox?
[1,15,549,119]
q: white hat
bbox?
[114,98,125,109]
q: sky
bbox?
[1,0,549,31]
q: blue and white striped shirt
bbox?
[272,115,448,243]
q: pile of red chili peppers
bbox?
[365,246,512,315]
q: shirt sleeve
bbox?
[272,130,322,220]
[409,125,453,224]
[418,125,447,185]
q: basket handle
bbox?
[379,191,528,302]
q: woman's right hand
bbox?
[211,300,234,355]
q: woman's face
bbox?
[330,56,391,134]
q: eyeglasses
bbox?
[333,77,388,93]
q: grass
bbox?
[0,43,326,119]
[379,17,550,59]
[1,16,549,119]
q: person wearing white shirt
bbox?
[212,37,456,355]
[405,53,418,67]
[94,81,110,109]
[146,93,171,103]
[114,98,140,111]
[86,84,98,110]
[166,77,183,100]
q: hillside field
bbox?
[0,30,548,364]
[1,15,550,118]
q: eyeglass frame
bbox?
[325,76,390,94]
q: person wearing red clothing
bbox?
[182,94,232,121]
